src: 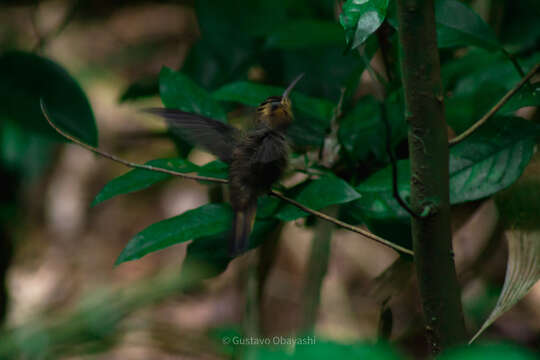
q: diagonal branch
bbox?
[41,100,413,256]
[449,63,540,147]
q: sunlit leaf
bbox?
[470,231,540,343]
[340,0,389,50]
[92,158,200,206]
[116,203,233,264]
[276,176,361,221]
[0,51,97,146]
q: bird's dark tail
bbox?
[230,201,257,257]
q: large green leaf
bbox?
[449,117,536,203]
[340,0,389,50]
[276,176,361,221]
[435,0,501,51]
[265,20,345,49]
[116,203,233,264]
[470,231,540,343]
[159,67,227,121]
[92,158,200,206]
[182,219,279,280]
[347,117,538,245]
[0,51,97,146]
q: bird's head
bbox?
[256,74,304,131]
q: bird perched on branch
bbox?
[145,74,304,257]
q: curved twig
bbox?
[41,100,413,256]
[41,100,227,184]
[269,191,413,255]
[449,63,540,147]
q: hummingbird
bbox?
[145,74,304,256]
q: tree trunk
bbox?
[396,0,467,353]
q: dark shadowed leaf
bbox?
[435,0,501,50]
[159,67,227,121]
[0,51,97,146]
[276,176,361,221]
[340,0,389,50]
[92,158,200,206]
[449,117,537,203]
[265,20,345,49]
[182,219,279,281]
[347,117,538,246]
[115,203,233,264]
[470,231,540,343]
[338,93,407,163]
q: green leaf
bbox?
[435,0,501,50]
[276,176,361,221]
[340,0,389,50]
[254,340,402,360]
[92,158,199,206]
[182,219,279,281]
[439,342,538,360]
[197,160,229,180]
[115,203,233,264]
[338,93,407,163]
[265,20,345,49]
[0,51,97,146]
[449,117,536,203]
[159,67,227,121]
[348,117,538,246]
[470,231,540,343]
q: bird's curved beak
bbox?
[282,73,305,99]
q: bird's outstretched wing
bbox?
[144,108,240,163]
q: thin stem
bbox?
[380,103,420,219]
[32,0,81,53]
[269,191,413,256]
[41,100,227,184]
[41,100,413,256]
[502,48,526,78]
[449,63,540,147]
